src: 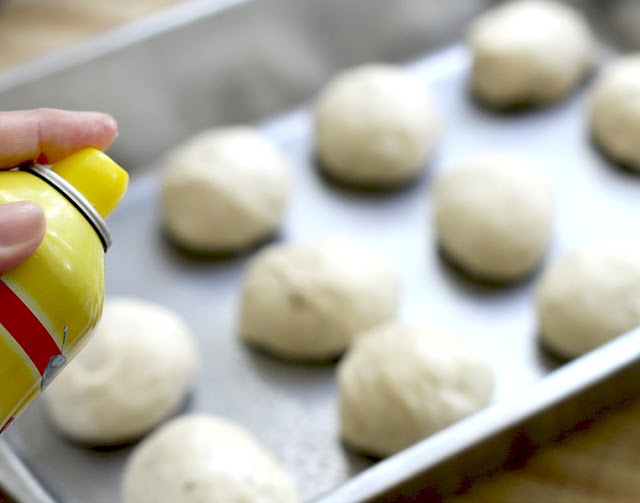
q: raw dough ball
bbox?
[467,0,594,108]
[535,240,640,358]
[313,64,441,187]
[122,414,299,503]
[160,127,291,252]
[42,298,198,445]
[338,323,494,457]
[589,55,640,171]
[433,153,554,281]
[239,237,399,360]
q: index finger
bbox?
[0,108,118,169]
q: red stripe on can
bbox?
[0,279,60,375]
[0,417,14,436]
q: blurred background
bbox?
[0,0,640,72]
[0,0,186,69]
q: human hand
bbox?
[0,108,118,274]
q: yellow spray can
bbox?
[0,148,128,434]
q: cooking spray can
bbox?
[0,148,128,434]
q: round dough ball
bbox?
[433,153,554,281]
[122,414,299,503]
[239,237,400,360]
[313,64,441,187]
[42,298,198,445]
[160,127,291,252]
[338,323,494,458]
[467,0,595,108]
[536,240,640,358]
[589,55,640,171]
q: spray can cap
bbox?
[50,148,128,219]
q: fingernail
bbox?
[0,201,46,248]
[95,112,118,133]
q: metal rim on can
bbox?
[20,164,112,251]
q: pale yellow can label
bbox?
[0,170,105,433]
[0,280,63,433]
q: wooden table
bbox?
[0,0,185,69]
[447,398,640,502]
[0,1,637,501]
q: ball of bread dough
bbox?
[238,237,400,360]
[338,323,493,458]
[42,298,198,445]
[313,64,441,187]
[535,240,640,359]
[433,153,554,281]
[589,56,640,171]
[160,127,291,252]
[467,0,594,108]
[122,414,299,503]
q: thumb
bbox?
[0,201,46,275]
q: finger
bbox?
[0,201,46,275]
[0,108,118,169]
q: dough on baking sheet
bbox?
[433,153,554,282]
[238,237,400,360]
[535,240,640,359]
[467,0,595,108]
[122,414,299,503]
[313,64,441,187]
[160,127,291,253]
[338,323,494,458]
[589,55,640,171]
[42,298,198,445]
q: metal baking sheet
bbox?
[0,0,640,502]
